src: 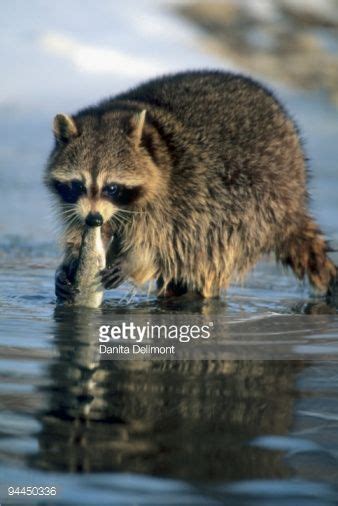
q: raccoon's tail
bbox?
[276,216,337,294]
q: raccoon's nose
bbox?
[85,212,103,227]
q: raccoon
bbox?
[44,70,336,301]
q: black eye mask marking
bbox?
[102,184,142,206]
[53,179,86,203]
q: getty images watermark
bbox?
[98,320,213,358]
[94,314,338,361]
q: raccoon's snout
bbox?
[85,212,103,227]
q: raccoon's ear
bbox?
[53,113,78,143]
[129,109,147,146]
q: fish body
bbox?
[73,227,106,308]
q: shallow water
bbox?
[1,2,338,504]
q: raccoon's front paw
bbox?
[55,267,79,302]
[100,263,126,290]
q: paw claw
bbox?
[55,267,77,302]
[100,265,125,289]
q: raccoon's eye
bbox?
[54,179,86,203]
[102,183,142,206]
[102,184,119,198]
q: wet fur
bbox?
[45,70,336,298]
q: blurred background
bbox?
[179,0,338,105]
[1,2,338,505]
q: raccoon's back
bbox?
[115,70,294,151]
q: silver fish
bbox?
[73,226,106,308]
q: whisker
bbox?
[111,216,125,229]
[118,208,147,216]
[114,212,129,225]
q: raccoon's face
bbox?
[45,110,164,228]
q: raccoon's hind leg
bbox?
[156,276,221,298]
[276,216,336,293]
[157,277,189,297]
